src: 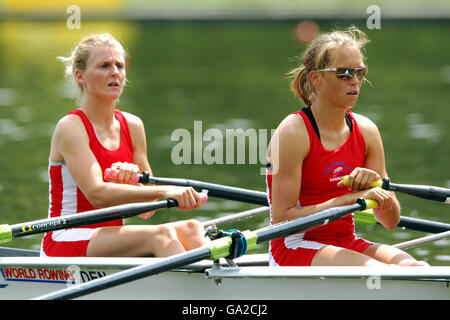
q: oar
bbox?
[354,209,450,233]
[0,198,204,244]
[104,169,268,206]
[342,176,450,204]
[202,206,269,228]
[393,230,450,249]
[0,205,268,257]
[34,198,377,300]
[105,169,448,234]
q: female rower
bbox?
[41,33,206,257]
[266,26,428,266]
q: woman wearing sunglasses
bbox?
[266,26,428,266]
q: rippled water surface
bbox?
[0,20,448,264]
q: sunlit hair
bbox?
[57,33,128,104]
[288,26,370,106]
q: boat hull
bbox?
[0,254,449,300]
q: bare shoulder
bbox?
[351,111,384,157]
[121,111,144,128]
[352,112,380,137]
[121,111,146,138]
[277,113,309,140]
[53,114,87,139]
[120,111,148,153]
[268,112,309,161]
[50,114,89,161]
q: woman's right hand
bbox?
[337,167,380,191]
[105,162,140,185]
[159,186,206,211]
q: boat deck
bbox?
[0,249,449,300]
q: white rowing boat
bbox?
[0,178,448,300]
[0,248,449,300]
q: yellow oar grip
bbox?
[342,176,383,188]
[364,199,379,210]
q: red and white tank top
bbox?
[266,107,366,241]
[45,109,134,228]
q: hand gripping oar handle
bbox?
[105,169,268,206]
[342,176,450,204]
[0,199,181,244]
[34,198,377,300]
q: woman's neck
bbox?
[80,95,117,129]
[310,101,349,132]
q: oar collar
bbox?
[205,226,252,260]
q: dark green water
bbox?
[0,19,448,265]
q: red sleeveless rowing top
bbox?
[41,109,134,256]
[49,109,134,227]
[267,108,366,241]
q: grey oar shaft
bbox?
[202,207,269,228]
[393,230,450,249]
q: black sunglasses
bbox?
[317,67,368,80]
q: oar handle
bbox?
[341,175,383,188]
[104,168,143,184]
[364,198,378,210]
[342,175,450,204]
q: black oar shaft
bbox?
[397,216,450,234]
[35,198,374,300]
[256,201,364,243]
[140,172,450,206]
[36,246,212,300]
[343,176,450,204]
[142,174,268,206]
[387,181,450,203]
[142,174,448,234]
[7,199,177,240]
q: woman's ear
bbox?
[309,70,320,89]
[74,69,85,86]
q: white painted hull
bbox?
[0,254,449,300]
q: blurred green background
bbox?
[0,1,448,265]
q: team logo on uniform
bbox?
[324,161,352,183]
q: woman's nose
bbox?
[349,74,361,84]
[111,65,120,74]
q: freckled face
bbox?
[77,46,126,101]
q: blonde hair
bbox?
[58,33,128,103]
[288,26,370,106]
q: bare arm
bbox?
[50,114,202,210]
[268,113,399,228]
[122,111,153,176]
[351,113,400,230]
[269,115,357,224]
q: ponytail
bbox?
[289,66,313,106]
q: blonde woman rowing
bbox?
[41,33,206,257]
